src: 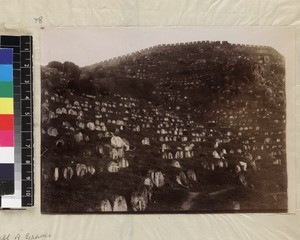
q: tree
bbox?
[46,61,64,71]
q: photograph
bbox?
[41,27,288,213]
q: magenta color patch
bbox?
[0,130,14,146]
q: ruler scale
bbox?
[0,35,33,208]
[21,36,33,207]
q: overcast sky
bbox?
[41,27,293,67]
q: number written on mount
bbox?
[34,16,43,23]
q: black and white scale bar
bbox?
[20,36,34,207]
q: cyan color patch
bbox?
[0,65,13,82]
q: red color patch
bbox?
[0,114,14,130]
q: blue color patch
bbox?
[0,48,13,64]
[0,65,13,82]
[0,164,14,180]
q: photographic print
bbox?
[41,27,289,213]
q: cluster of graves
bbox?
[41,41,286,212]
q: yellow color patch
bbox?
[0,98,14,114]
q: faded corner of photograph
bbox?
[40,28,288,214]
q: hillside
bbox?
[41,41,287,213]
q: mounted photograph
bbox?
[40,27,293,213]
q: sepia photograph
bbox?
[41,27,289,213]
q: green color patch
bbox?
[0,82,13,97]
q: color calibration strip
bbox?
[0,35,34,208]
[0,48,15,202]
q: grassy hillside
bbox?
[41,41,287,213]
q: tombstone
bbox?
[168,152,173,159]
[111,136,125,148]
[143,177,153,188]
[175,151,181,159]
[47,127,58,137]
[171,160,181,168]
[76,163,87,177]
[121,138,130,151]
[151,171,165,188]
[264,137,271,144]
[109,148,118,160]
[239,161,247,171]
[179,171,189,186]
[239,174,248,187]
[131,191,147,211]
[176,175,188,187]
[273,159,282,165]
[107,161,120,173]
[212,150,221,159]
[233,201,241,210]
[96,145,104,156]
[146,187,153,202]
[116,146,124,157]
[84,135,90,142]
[245,152,253,161]
[217,159,225,168]
[54,167,59,181]
[184,150,191,158]
[142,137,150,145]
[118,158,129,168]
[74,132,83,143]
[78,122,85,129]
[87,122,95,130]
[235,165,241,173]
[55,139,65,147]
[136,125,141,132]
[63,166,74,180]
[112,196,128,212]
[187,169,197,182]
[211,162,215,171]
[87,166,96,175]
[56,108,62,115]
[96,199,113,212]
[161,144,167,152]
[181,136,188,142]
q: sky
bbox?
[41,26,293,67]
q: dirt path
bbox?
[180,192,201,210]
[208,187,237,197]
[180,187,238,211]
